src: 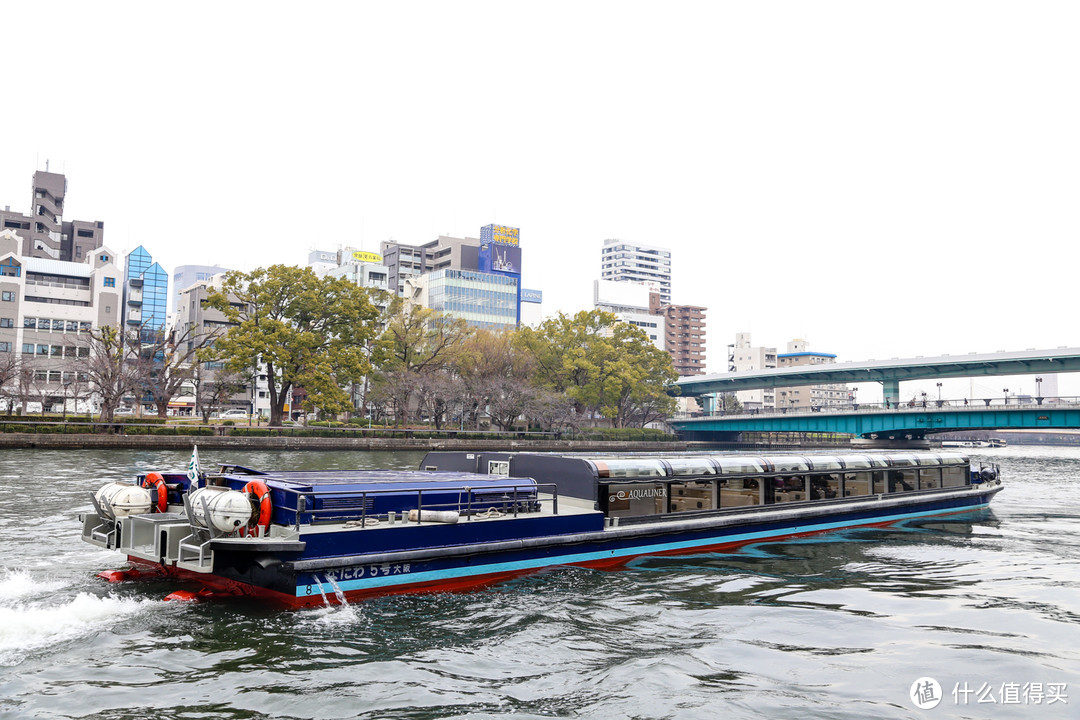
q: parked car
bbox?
[218,409,250,419]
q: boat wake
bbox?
[0,570,155,666]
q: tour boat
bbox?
[81,450,1002,606]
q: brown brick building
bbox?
[650,292,706,376]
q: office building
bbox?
[123,246,168,342]
[593,279,665,351]
[775,339,848,409]
[601,239,672,304]
[0,170,105,262]
[172,264,231,313]
[0,228,121,412]
[381,224,525,328]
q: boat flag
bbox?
[187,445,202,488]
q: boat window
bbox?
[872,470,887,494]
[836,455,874,470]
[771,475,807,503]
[719,477,760,507]
[865,455,891,468]
[843,472,871,497]
[938,453,967,465]
[713,457,768,474]
[602,482,666,518]
[671,481,715,512]
[810,474,841,500]
[888,470,915,492]
[942,466,968,487]
[765,456,810,473]
[808,457,843,471]
[918,468,942,490]
[885,454,919,467]
[590,459,667,479]
[914,455,942,466]
[664,458,718,476]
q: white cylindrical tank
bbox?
[407,509,460,524]
[189,487,254,534]
[95,482,153,519]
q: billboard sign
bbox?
[480,224,520,247]
[350,250,383,264]
[478,243,521,276]
[521,288,543,303]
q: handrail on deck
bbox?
[274,482,560,526]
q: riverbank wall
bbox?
[0,432,688,453]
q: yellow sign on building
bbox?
[351,250,383,264]
[490,225,519,246]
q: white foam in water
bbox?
[0,569,67,602]
[0,591,153,666]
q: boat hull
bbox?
[134,485,1000,608]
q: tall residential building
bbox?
[774,339,848,409]
[601,239,672,304]
[0,228,121,412]
[650,296,706,376]
[593,279,665,351]
[729,332,777,410]
[171,264,231,313]
[0,170,105,262]
[123,246,168,342]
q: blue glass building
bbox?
[123,245,168,342]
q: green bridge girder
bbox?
[669,406,1080,440]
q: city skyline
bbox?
[2,2,1076,379]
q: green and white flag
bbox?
[187,445,202,488]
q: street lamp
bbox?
[936,382,942,401]
[1003,388,1009,405]
[1036,377,1043,405]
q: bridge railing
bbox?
[674,396,1080,420]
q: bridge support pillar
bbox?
[701,394,716,414]
[881,379,900,407]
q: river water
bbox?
[0,445,1077,719]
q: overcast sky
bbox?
[2,2,1077,396]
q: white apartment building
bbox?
[0,228,122,412]
[600,239,672,305]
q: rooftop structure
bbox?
[0,170,105,262]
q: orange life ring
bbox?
[241,480,272,536]
[141,472,168,513]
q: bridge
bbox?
[669,347,1080,443]
[669,398,1080,443]
[674,347,1080,408]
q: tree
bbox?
[140,325,227,419]
[515,309,678,428]
[206,266,382,426]
[192,363,246,423]
[80,325,143,422]
[372,299,472,426]
[0,352,21,412]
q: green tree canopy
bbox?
[206,265,382,425]
[515,309,678,428]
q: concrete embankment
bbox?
[0,432,687,453]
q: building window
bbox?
[103,277,115,288]
[0,342,10,352]
[37,344,48,355]
[100,254,109,263]
[22,343,34,354]
[1,291,13,301]
[0,318,12,328]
